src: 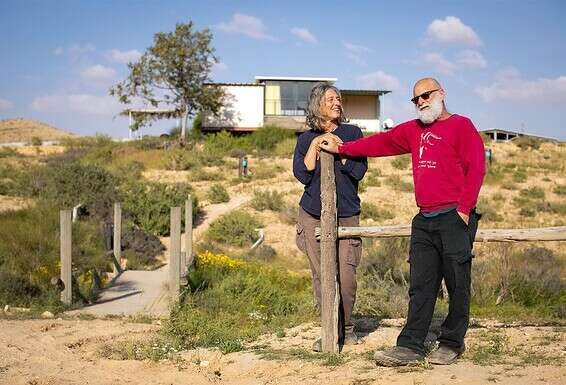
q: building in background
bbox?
[203,76,390,132]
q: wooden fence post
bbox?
[319,151,339,353]
[113,202,122,274]
[170,207,181,304]
[60,210,72,305]
[185,194,193,269]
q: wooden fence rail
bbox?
[314,225,566,242]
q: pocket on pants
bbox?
[296,223,307,255]
[346,238,362,266]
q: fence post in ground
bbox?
[113,202,122,274]
[319,151,339,353]
[170,206,182,304]
[185,194,193,270]
[60,210,72,305]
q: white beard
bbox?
[416,96,443,124]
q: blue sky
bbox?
[1,0,565,139]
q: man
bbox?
[320,78,485,366]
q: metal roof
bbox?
[341,89,391,96]
[255,76,337,83]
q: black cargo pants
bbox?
[397,208,480,355]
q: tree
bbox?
[110,21,223,142]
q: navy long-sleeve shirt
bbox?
[293,123,368,218]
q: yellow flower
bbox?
[195,250,246,269]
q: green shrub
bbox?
[165,150,197,170]
[519,186,545,200]
[19,161,118,221]
[122,181,199,236]
[187,168,223,181]
[30,136,42,146]
[248,125,295,153]
[514,136,542,150]
[512,169,527,183]
[553,185,566,196]
[502,182,517,190]
[477,197,503,222]
[519,207,535,217]
[0,201,108,306]
[361,202,394,221]
[207,184,230,203]
[251,190,284,212]
[391,155,411,170]
[483,164,506,185]
[0,147,22,158]
[166,250,315,353]
[385,175,413,192]
[206,210,261,247]
[274,137,297,158]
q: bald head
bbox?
[413,78,442,96]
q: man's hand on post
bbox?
[319,134,342,154]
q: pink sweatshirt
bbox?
[338,114,486,216]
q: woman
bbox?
[293,83,367,351]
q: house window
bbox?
[264,81,320,116]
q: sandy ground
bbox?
[0,317,564,385]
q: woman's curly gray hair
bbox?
[306,83,347,132]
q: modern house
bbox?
[480,128,561,143]
[202,76,390,132]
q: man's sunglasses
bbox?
[411,89,440,105]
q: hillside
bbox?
[0,118,77,143]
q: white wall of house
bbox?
[349,118,381,133]
[203,85,264,129]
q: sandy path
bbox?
[1,318,564,385]
[70,195,251,318]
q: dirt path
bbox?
[71,195,252,318]
[1,318,564,385]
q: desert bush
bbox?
[363,174,381,187]
[512,169,527,183]
[121,224,165,270]
[0,147,22,158]
[553,185,566,196]
[165,150,197,170]
[355,269,408,318]
[477,197,503,222]
[122,181,199,236]
[206,210,261,247]
[519,207,535,217]
[249,164,281,180]
[251,190,284,212]
[513,136,542,150]
[278,202,298,225]
[501,182,517,190]
[0,201,108,306]
[361,238,410,283]
[250,244,277,261]
[187,168,223,182]
[385,175,413,192]
[483,164,506,185]
[248,125,295,153]
[274,137,296,158]
[361,202,394,222]
[391,155,411,170]
[19,161,118,221]
[166,250,315,353]
[519,186,545,199]
[207,184,230,203]
[30,136,42,146]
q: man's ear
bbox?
[438,88,446,100]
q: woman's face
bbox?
[319,89,342,122]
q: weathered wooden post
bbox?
[60,210,72,305]
[319,151,339,352]
[170,206,182,303]
[185,194,193,269]
[113,202,122,274]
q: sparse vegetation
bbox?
[206,210,261,247]
[361,202,394,222]
[207,183,230,203]
[251,190,284,212]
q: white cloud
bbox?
[106,49,142,64]
[355,71,401,91]
[290,27,317,44]
[423,52,456,76]
[217,13,273,40]
[0,98,14,110]
[343,41,372,65]
[456,49,487,69]
[31,94,121,115]
[426,16,482,47]
[81,65,117,82]
[475,68,566,102]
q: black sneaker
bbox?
[374,346,424,367]
[428,344,462,365]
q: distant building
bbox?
[481,128,561,143]
[202,76,390,132]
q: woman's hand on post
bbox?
[319,134,342,154]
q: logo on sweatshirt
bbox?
[419,131,442,159]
